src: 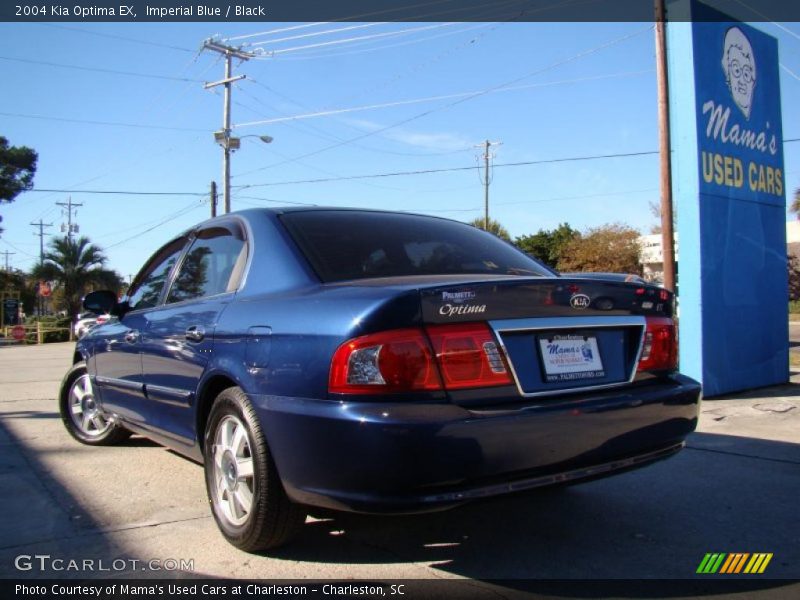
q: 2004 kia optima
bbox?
[60,208,701,551]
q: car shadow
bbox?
[705,381,800,401]
[0,417,178,579]
[265,432,799,589]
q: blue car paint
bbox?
[78,208,701,513]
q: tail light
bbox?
[637,316,677,372]
[329,322,512,394]
[425,323,512,389]
[329,328,442,394]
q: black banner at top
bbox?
[2,0,800,23]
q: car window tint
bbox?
[166,226,246,303]
[280,211,552,283]
[127,238,187,311]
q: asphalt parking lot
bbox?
[0,342,798,593]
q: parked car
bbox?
[60,208,701,552]
[560,272,657,311]
[561,272,647,285]
[73,312,110,338]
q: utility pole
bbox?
[1,250,14,271]
[655,0,676,291]
[30,220,53,265]
[56,197,83,240]
[30,220,53,316]
[202,39,256,214]
[210,181,218,218]
[476,140,502,230]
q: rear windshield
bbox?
[280,211,552,283]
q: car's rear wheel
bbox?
[59,363,131,445]
[204,387,306,551]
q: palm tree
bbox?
[31,236,122,317]
[791,187,800,219]
[468,217,512,242]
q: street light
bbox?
[214,132,273,213]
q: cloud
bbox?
[340,117,471,152]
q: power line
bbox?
[233,25,653,179]
[27,188,206,196]
[105,201,205,250]
[223,0,463,43]
[262,23,459,56]
[96,199,203,240]
[273,23,495,62]
[235,150,661,190]
[0,112,209,133]
[0,55,204,82]
[226,23,332,42]
[237,70,654,129]
[39,23,196,53]
[244,81,472,157]
[405,187,661,213]
[22,139,800,199]
[25,52,210,222]
[1,239,36,259]
[247,22,389,47]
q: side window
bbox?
[166,226,247,304]
[127,238,188,312]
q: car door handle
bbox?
[124,330,140,344]
[185,326,205,343]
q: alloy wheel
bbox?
[212,415,255,527]
[68,374,111,437]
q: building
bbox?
[640,221,798,283]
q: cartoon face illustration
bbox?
[722,27,756,119]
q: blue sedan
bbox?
[60,208,701,551]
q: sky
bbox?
[0,19,798,279]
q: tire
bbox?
[204,386,306,552]
[59,362,131,446]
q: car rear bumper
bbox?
[250,374,701,513]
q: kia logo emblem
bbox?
[570,294,591,309]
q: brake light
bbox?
[637,316,677,372]
[329,328,442,394]
[329,323,513,394]
[425,322,512,389]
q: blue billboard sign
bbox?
[668,1,788,396]
[694,17,784,206]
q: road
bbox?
[0,343,798,594]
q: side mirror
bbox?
[83,290,119,316]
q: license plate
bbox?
[538,334,605,383]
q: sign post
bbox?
[668,1,788,395]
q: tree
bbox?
[31,236,123,317]
[789,254,800,301]
[468,217,511,242]
[0,136,38,203]
[0,269,36,316]
[556,223,643,274]
[791,187,800,220]
[514,223,579,269]
[648,200,662,234]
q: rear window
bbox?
[280,211,552,283]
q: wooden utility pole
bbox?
[202,39,255,214]
[1,250,14,271]
[56,197,83,240]
[30,219,53,317]
[655,0,676,291]
[210,181,218,218]
[476,140,502,230]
